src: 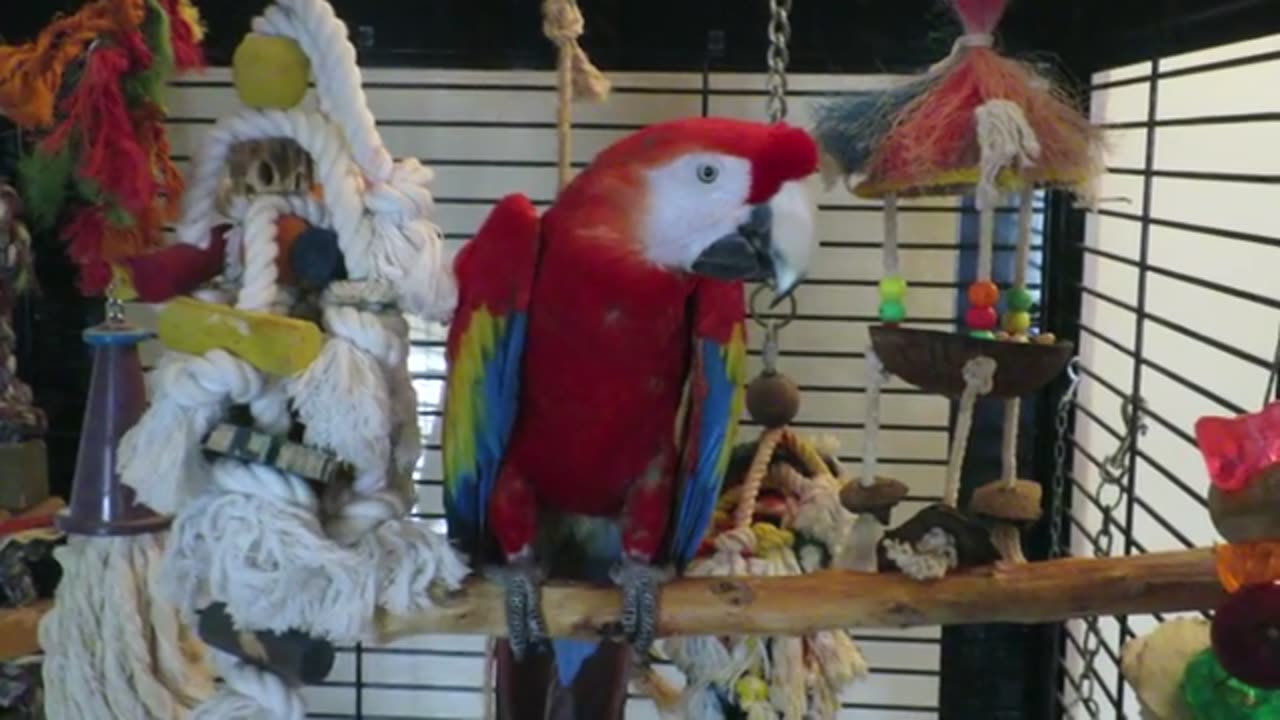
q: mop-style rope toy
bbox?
[663,427,867,720]
[2,0,205,294]
[661,307,867,720]
[110,0,468,715]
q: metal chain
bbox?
[1067,390,1146,717]
[1093,395,1146,558]
[765,0,793,123]
[1049,358,1081,559]
[753,0,797,355]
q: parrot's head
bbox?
[564,117,820,298]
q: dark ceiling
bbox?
[5,0,1279,78]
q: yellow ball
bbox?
[233,33,311,109]
[1004,310,1032,335]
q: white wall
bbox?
[1064,33,1280,719]
[161,67,965,718]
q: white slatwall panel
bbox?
[159,67,959,719]
[1064,34,1280,718]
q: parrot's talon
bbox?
[485,561,547,660]
[611,558,672,657]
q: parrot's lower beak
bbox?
[691,180,816,303]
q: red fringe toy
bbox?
[2,0,206,295]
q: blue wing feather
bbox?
[670,325,747,569]
[442,195,540,555]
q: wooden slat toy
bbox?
[202,423,344,485]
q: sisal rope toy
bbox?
[110,0,469,716]
[660,346,868,719]
[540,0,611,191]
[2,0,206,295]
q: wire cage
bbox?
[7,0,1279,718]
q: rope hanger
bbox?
[541,0,610,192]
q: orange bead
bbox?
[968,281,1000,307]
[274,215,310,285]
[1216,540,1280,593]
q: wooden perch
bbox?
[378,548,1226,641]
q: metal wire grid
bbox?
[1048,38,1280,719]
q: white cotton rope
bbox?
[1000,189,1037,487]
[883,527,959,581]
[39,535,214,719]
[882,193,900,276]
[942,356,997,508]
[974,99,1041,213]
[115,2,471,718]
[860,349,889,487]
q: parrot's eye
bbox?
[695,163,720,184]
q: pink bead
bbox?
[965,306,998,331]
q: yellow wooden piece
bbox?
[109,264,139,302]
[157,297,324,376]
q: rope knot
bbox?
[962,355,998,395]
[541,0,585,44]
[713,526,757,555]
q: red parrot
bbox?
[443,117,819,718]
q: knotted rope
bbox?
[540,0,610,190]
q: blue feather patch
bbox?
[552,639,601,687]
[671,336,744,568]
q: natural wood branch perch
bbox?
[377,548,1225,641]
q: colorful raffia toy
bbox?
[108,0,467,716]
[0,0,206,295]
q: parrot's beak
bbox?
[691,180,817,302]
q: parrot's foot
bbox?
[610,558,673,657]
[485,559,547,660]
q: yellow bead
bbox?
[735,676,769,703]
[233,34,311,109]
[1004,311,1032,335]
[158,297,325,376]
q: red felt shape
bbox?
[123,226,228,302]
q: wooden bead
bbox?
[965,306,998,330]
[746,371,801,428]
[1033,332,1058,345]
[967,281,1000,307]
[1209,467,1280,543]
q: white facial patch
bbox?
[640,153,753,270]
[767,178,819,294]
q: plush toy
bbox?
[443,116,819,718]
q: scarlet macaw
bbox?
[443,117,819,717]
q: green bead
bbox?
[1183,649,1280,720]
[969,330,996,341]
[879,276,908,302]
[1005,287,1035,312]
[879,300,906,323]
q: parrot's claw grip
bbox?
[611,558,672,658]
[485,561,548,660]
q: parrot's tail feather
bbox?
[551,639,599,688]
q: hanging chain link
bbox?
[765,0,793,123]
[1067,388,1146,716]
[752,0,797,349]
[751,285,796,374]
[1049,358,1081,559]
[1093,395,1146,558]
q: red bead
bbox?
[967,281,1000,307]
[965,306,998,331]
[1211,581,1280,688]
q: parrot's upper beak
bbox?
[691,179,817,302]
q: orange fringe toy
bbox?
[815,0,1103,202]
[0,0,205,294]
